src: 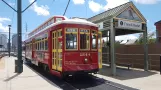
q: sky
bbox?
[0,0,161,41]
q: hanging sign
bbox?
[118,20,142,30]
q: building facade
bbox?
[12,34,18,51]
[155,20,161,43]
[0,34,7,49]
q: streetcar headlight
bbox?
[84,58,88,62]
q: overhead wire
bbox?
[63,0,71,16]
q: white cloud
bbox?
[29,0,50,16]
[8,2,15,6]
[73,0,85,4]
[133,0,161,4]
[88,0,129,13]
[88,0,160,13]
[0,17,11,22]
[0,23,9,32]
[88,0,104,13]
[0,17,11,32]
[104,0,129,10]
[147,19,150,22]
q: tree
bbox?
[135,31,156,44]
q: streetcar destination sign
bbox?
[118,20,142,30]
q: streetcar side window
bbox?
[91,30,98,50]
[36,42,37,50]
[38,41,40,50]
[80,29,90,50]
[65,28,78,50]
[45,34,48,50]
[40,40,42,50]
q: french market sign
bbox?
[118,20,142,30]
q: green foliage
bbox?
[135,33,156,45]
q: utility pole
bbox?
[2,0,37,73]
[16,0,23,73]
[0,36,2,47]
[8,25,11,57]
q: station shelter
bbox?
[87,1,148,75]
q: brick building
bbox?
[155,20,161,43]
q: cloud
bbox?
[88,0,160,13]
[88,0,104,13]
[8,2,15,6]
[104,0,129,10]
[0,17,11,22]
[147,19,150,23]
[29,0,50,16]
[73,0,85,4]
[0,17,11,32]
[0,23,9,32]
[133,0,161,4]
[88,0,129,13]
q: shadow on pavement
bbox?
[25,62,138,90]
[99,65,157,80]
[4,73,20,82]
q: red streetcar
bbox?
[24,16,102,78]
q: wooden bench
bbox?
[108,62,132,70]
[116,63,132,70]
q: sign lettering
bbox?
[118,20,142,30]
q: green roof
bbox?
[87,1,146,23]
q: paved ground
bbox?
[0,56,161,90]
[0,57,5,69]
[0,56,61,90]
[97,64,161,90]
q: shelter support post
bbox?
[110,19,116,76]
[107,31,110,67]
[143,26,148,71]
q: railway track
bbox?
[24,61,137,90]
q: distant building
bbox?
[155,20,161,43]
[12,34,18,51]
[72,17,87,20]
[0,34,7,49]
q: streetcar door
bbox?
[98,31,102,68]
[52,29,62,71]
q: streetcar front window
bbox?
[91,30,97,50]
[65,28,78,50]
[80,29,90,50]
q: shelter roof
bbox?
[87,1,146,23]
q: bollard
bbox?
[15,60,23,73]
[15,60,18,73]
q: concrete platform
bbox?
[97,64,161,90]
[0,56,160,90]
[0,56,61,90]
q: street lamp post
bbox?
[8,25,11,57]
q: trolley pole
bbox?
[8,25,11,57]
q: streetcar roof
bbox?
[57,18,98,27]
[26,18,98,41]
